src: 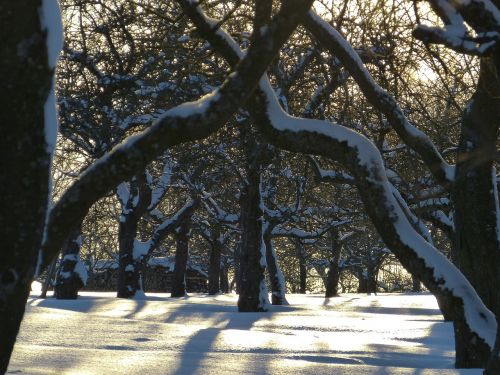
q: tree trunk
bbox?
[357,274,368,293]
[54,228,85,299]
[412,275,421,293]
[40,258,58,299]
[299,262,307,293]
[453,55,500,318]
[0,2,54,371]
[220,264,229,294]
[117,208,142,298]
[485,327,500,374]
[366,267,377,294]
[452,54,500,367]
[208,241,221,295]
[171,221,190,298]
[325,229,342,298]
[233,239,242,294]
[454,316,493,368]
[264,232,288,305]
[295,240,307,294]
[117,175,151,298]
[237,154,269,312]
[325,262,341,298]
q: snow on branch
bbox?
[147,158,174,210]
[181,169,240,224]
[63,46,104,80]
[133,199,198,261]
[310,156,434,245]
[116,182,130,208]
[413,25,498,56]
[302,11,455,189]
[389,182,434,246]
[308,156,355,185]
[423,210,455,235]
[414,0,500,55]
[201,193,239,224]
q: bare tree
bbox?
[0,0,314,371]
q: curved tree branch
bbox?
[302,11,455,189]
[39,0,314,272]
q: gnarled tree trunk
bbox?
[453,54,500,318]
[264,231,288,305]
[412,275,422,293]
[171,220,190,298]
[325,229,342,298]
[117,174,151,298]
[238,144,269,311]
[117,212,142,298]
[296,240,307,294]
[452,53,500,367]
[208,240,221,295]
[0,1,55,371]
[220,263,229,294]
[54,228,85,299]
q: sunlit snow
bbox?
[9,292,482,374]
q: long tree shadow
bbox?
[168,303,279,375]
[352,306,442,316]
[361,322,455,369]
[26,293,169,316]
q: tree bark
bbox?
[367,266,377,294]
[357,276,368,294]
[117,175,151,298]
[220,264,229,294]
[208,241,221,295]
[171,221,190,298]
[453,53,500,319]
[40,258,58,299]
[117,213,142,298]
[295,240,307,294]
[237,149,269,312]
[264,232,288,305]
[0,1,53,371]
[412,275,422,293]
[233,239,242,294]
[54,228,84,299]
[452,54,500,366]
[324,263,340,298]
[325,229,342,298]
[485,327,500,374]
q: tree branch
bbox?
[38,0,314,272]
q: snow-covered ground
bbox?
[8,290,482,374]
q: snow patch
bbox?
[39,0,63,154]
[133,239,152,261]
[125,264,135,272]
[39,0,63,69]
[165,91,221,119]
[74,260,88,285]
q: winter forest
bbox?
[2,0,500,373]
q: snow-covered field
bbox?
[8,291,482,374]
